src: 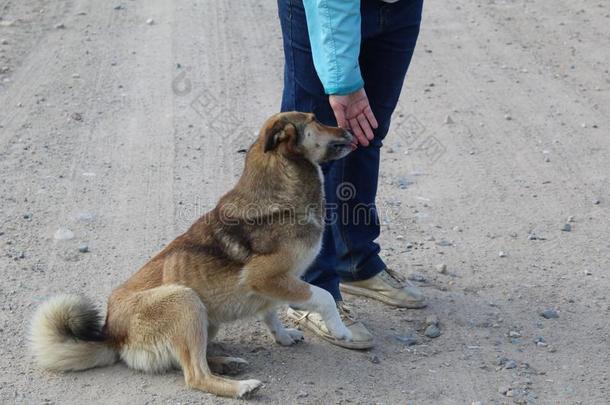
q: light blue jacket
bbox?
[303,0,363,95]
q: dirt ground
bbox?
[0,0,609,404]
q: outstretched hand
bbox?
[329,88,378,147]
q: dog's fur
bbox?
[30,112,355,398]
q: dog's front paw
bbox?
[327,321,353,341]
[275,328,304,346]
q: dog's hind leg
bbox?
[120,285,262,398]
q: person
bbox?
[278,0,426,349]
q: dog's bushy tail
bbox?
[29,294,118,371]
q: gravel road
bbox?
[0,0,608,403]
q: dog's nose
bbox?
[343,129,354,142]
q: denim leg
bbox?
[335,0,424,282]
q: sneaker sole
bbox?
[339,284,428,309]
[287,310,374,350]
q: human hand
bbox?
[329,88,378,147]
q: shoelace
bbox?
[380,268,407,289]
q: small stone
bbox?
[583,269,592,276]
[396,235,405,240]
[567,215,575,222]
[0,39,8,45]
[504,114,512,120]
[498,251,507,258]
[527,233,537,240]
[113,4,124,10]
[444,115,454,124]
[0,66,9,73]
[534,336,545,344]
[452,226,462,232]
[146,18,155,25]
[23,213,32,219]
[72,73,80,78]
[55,23,65,29]
[540,308,559,319]
[424,324,441,338]
[498,385,511,395]
[18,251,25,259]
[54,228,75,241]
[471,402,482,405]
[70,112,83,121]
[508,331,521,338]
[504,360,517,369]
[436,239,453,247]
[296,390,308,399]
[394,335,418,346]
[435,263,448,274]
[78,244,89,253]
[592,197,601,205]
[561,223,571,232]
[368,353,380,364]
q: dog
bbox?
[30,111,356,398]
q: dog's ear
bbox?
[263,119,297,153]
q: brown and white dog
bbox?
[30,112,355,398]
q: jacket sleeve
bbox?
[302,0,363,95]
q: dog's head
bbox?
[259,112,354,163]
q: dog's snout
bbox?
[342,129,354,142]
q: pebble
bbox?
[0,39,8,45]
[444,115,454,124]
[471,402,482,405]
[504,360,517,369]
[561,223,572,232]
[78,244,89,253]
[583,269,592,276]
[540,308,559,319]
[567,215,575,222]
[368,353,380,364]
[508,330,521,338]
[0,66,9,73]
[504,114,512,120]
[54,228,75,241]
[70,112,83,121]
[55,23,65,29]
[296,390,308,399]
[405,242,413,249]
[146,18,155,25]
[18,251,25,259]
[435,263,448,274]
[424,324,441,338]
[498,251,507,258]
[592,197,601,205]
[113,4,125,10]
[23,213,32,219]
[394,335,418,346]
[72,73,80,79]
[498,385,511,395]
[527,233,537,240]
[436,239,453,247]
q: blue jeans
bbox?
[278,0,423,300]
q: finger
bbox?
[357,113,374,140]
[349,118,369,147]
[332,105,349,129]
[363,105,378,129]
